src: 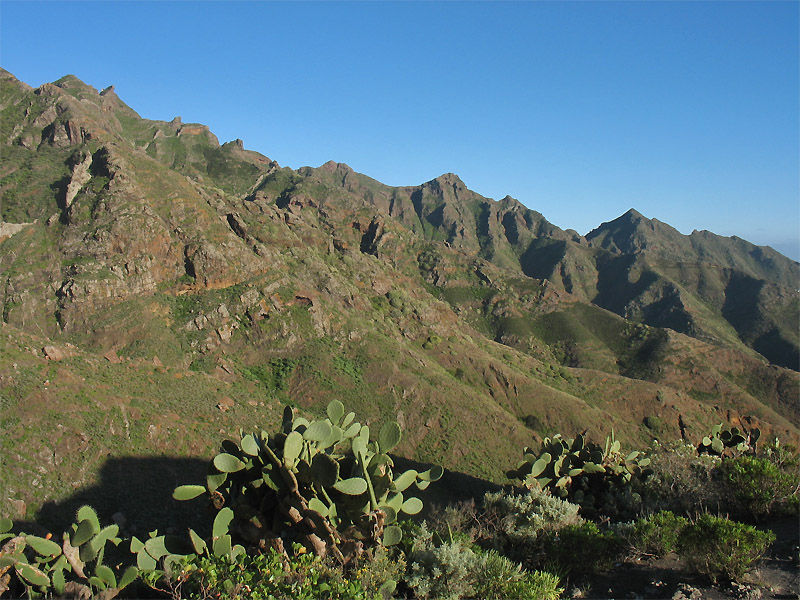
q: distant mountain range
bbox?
[1,69,797,523]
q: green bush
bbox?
[677,514,775,583]
[482,488,581,544]
[403,521,563,600]
[719,455,799,520]
[353,545,405,600]
[637,441,726,515]
[629,510,688,557]
[175,546,374,599]
[540,521,625,575]
[405,522,480,600]
[643,415,663,433]
[472,549,563,600]
[642,439,800,521]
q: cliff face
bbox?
[0,71,797,519]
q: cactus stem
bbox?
[358,451,379,510]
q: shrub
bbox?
[643,439,800,521]
[638,441,727,515]
[405,522,480,600]
[539,521,625,575]
[643,415,663,433]
[353,545,406,600]
[677,514,776,583]
[175,546,373,599]
[480,488,581,569]
[628,510,688,557]
[719,455,799,520]
[403,521,563,600]
[762,438,800,471]
[425,499,481,543]
[482,488,581,542]
[473,549,563,600]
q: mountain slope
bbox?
[0,71,797,524]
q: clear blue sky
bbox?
[2,1,798,259]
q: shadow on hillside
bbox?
[391,455,504,516]
[26,456,212,539]
[19,454,501,539]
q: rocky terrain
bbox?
[0,69,798,531]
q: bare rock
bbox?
[6,499,26,519]
[103,349,121,363]
[217,397,235,412]
[0,221,33,242]
[43,345,64,361]
[672,584,702,600]
[64,152,93,208]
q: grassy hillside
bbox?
[1,71,797,529]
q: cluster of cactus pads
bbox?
[129,507,245,593]
[173,400,443,565]
[698,424,760,456]
[508,431,652,508]
[0,507,137,599]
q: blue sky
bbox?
[2,1,798,259]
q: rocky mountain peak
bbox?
[319,160,354,174]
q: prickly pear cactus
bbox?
[508,431,652,513]
[173,400,442,564]
[697,424,759,456]
[130,506,243,593]
[0,507,138,599]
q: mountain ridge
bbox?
[0,70,797,523]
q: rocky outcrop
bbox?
[0,222,33,242]
[64,152,93,208]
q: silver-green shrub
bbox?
[404,521,564,600]
[406,522,479,600]
[480,487,581,570]
[483,487,582,540]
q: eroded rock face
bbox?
[64,152,93,208]
[42,119,87,148]
[0,222,33,242]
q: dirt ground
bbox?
[569,518,799,600]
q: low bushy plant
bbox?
[403,520,563,600]
[677,513,776,583]
[480,488,582,570]
[628,510,688,557]
[482,487,582,542]
[719,455,799,520]
[539,521,625,575]
[637,441,727,515]
[641,438,800,521]
[353,545,406,600]
[405,522,479,600]
[472,549,563,600]
[174,546,374,599]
